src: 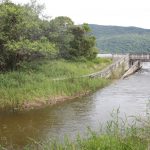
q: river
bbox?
[0,63,150,149]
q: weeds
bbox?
[23,109,150,150]
[0,58,111,109]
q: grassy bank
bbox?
[22,110,150,150]
[0,58,112,109]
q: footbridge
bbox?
[98,53,150,65]
[94,53,150,79]
[123,53,150,78]
[129,53,150,65]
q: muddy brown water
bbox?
[0,63,150,149]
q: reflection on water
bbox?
[0,63,150,148]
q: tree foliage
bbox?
[0,0,57,70]
[68,24,98,59]
[0,0,97,70]
[47,16,74,58]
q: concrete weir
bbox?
[94,53,148,79]
[86,55,130,78]
[121,53,150,78]
[122,61,141,79]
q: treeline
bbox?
[0,0,97,71]
[89,24,150,53]
[96,34,150,53]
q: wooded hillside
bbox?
[89,24,150,53]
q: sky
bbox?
[12,0,150,29]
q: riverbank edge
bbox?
[21,86,106,111]
[21,60,128,111]
[0,81,110,112]
[16,71,122,111]
[0,60,126,111]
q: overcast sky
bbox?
[12,0,150,29]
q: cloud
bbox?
[12,0,150,28]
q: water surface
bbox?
[0,63,150,148]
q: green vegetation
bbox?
[0,58,111,109]
[21,110,150,150]
[89,24,150,53]
[0,0,98,71]
[1,1,149,149]
[0,1,107,109]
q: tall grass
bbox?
[23,109,150,150]
[18,58,112,78]
[0,58,112,109]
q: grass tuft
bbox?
[0,58,112,109]
[22,110,150,150]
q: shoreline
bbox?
[21,91,92,111]
[0,78,112,112]
[0,58,113,111]
[0,57,128,111]
[5,82,110,111]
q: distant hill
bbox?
[89,24,150,53]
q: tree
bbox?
[0,0,98,70]
[47,16,74,58]
[0,1,57,70]
[46,20,98,59]
[68,24,98,59]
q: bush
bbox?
[3,38,58,70]
[59,24,98,60]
